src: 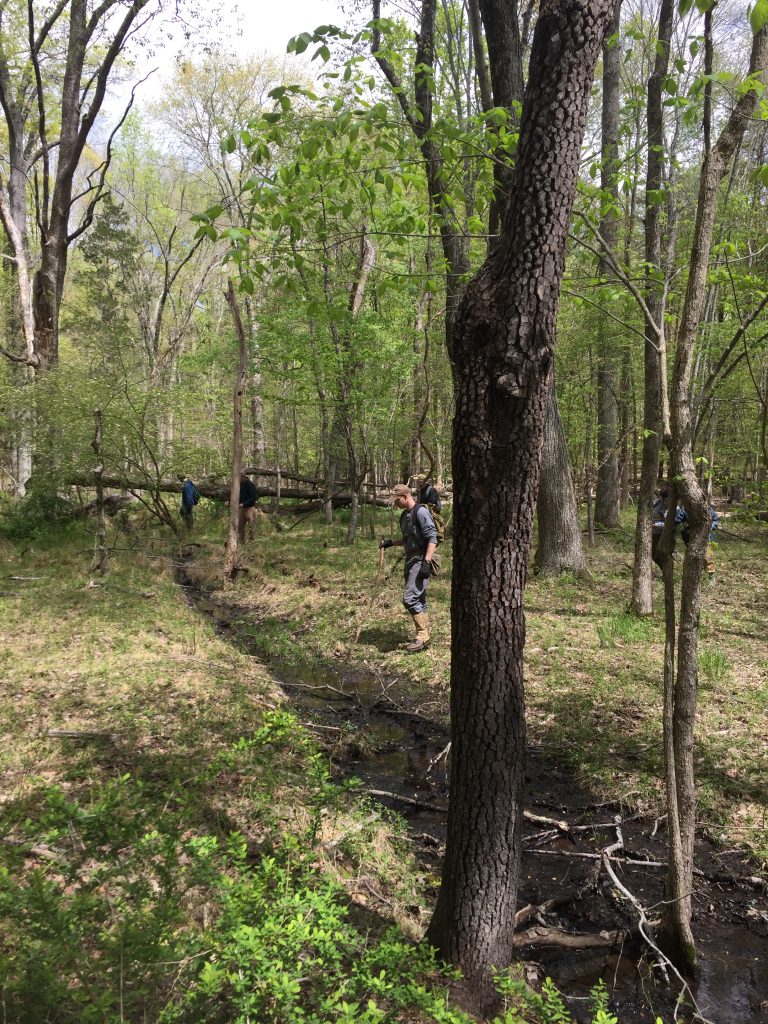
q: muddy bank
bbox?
[179,566,767,1024]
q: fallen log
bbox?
[64,473,389,507]
[512,926,627,949]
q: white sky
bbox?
[219,0,349,58]
[114,0,350,108]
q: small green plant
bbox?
[699,647,730,684]
[492,969,641,1024]
[597,612,654,647]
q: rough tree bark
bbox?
[473,0,584,574]
[534,381,586,574]
[630,0,674,615]
[659,18,768,972]
[594,0,622,528]
[425,0,615,1011]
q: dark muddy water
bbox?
[183,577,768,1024]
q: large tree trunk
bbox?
[630,0,675,616]
[535,383,586,574]
[594,0,622,528]
[425,0,615,1011]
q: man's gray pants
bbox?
[403,555,428,614]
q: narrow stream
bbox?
[181,570,768,1024]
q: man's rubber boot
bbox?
[406,612,430,653]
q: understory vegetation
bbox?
[1,502,764,1021]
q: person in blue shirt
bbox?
[652,484,718,584]
[379,482,437,652]
[180,476,200,529]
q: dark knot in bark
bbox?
[495,372,525,398]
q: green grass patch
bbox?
[596,612,655,648]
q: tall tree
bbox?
[630,0,675,615]
[0,0,166,370]
[659,13,768,971]
[593,0,622,528]
[534,378,586,574]
[372,0,471,365]
[425,0,616,1011]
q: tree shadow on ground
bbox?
[357,625,405,652]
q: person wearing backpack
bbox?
[413,473,441,511]
[379,482,438,653]
[180,476,201,529]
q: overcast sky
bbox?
[221,0,348,57]
[114,0,350,108]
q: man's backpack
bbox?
[191,483,201,505]
[415,502,445,544]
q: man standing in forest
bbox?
[652,483,718,583]
[380,483,437,653]
[180,476,200,529]
[237,473,259,542]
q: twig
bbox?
[421,740,451,779]
[514,887,582,928]
[46,729,114,740]
[323,811,380,852]
[600,838,715,1024]
[524,810,571,834]
[2,838,65,860]
[280,681,354,700]
[364,788,446,813]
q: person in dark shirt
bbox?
[412,473,441,511]
[379,482,437,653]
[238,473,259,541]
[652,483,718,583]
[180,476,200,529]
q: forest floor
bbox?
[1,501,766,1023]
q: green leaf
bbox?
[224,135,237,154]
[240,276,255,295]
[751,0,768,33]
[292,32,312,55]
